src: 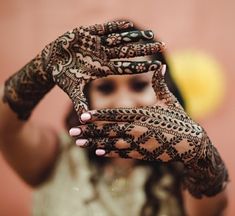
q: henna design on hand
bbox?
[49,21,164,115]
[73,66,228,197]
[101,30,155,47]
[3,20,164,120]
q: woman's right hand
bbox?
[70,65,228,198]
[3,20,164,120]
[47,20,165,115]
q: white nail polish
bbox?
[81,112,91,122]
[96,149,106,156]
[69,128,81,136]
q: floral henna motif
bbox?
[3,20,164,120]
[75,66,228,197]
[101,30,155,47]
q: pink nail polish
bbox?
[76,139,88,146]
[69,128,81,136]
[81,112,91,122]
[161,64,166,76]
[95,149,106,156]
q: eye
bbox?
[95,81,116,95]
[130,79,149,92]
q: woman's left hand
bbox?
[69,65,205,164]
[69,64,228,197]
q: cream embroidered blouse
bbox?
[32,133,183,216]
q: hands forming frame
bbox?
[3,20,228,198]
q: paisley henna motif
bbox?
[74,66,228,197]
[3,21,164,120]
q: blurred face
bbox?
[89,72,156,109]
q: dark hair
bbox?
[65,37,186,216]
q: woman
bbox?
[0,20,228,215]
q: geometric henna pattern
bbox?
[76,67,228,198]
[3,20,164,120]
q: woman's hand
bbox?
[70,65,203,162]
[69,65,228,198]
[3,20,164,120]
[48,20,164,114]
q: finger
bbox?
[104,42,165,59]
[79,122,129,138]
[103,149,143,159]
[110,60,162,75]
[101,30,154,47]
[70,86,89,121]
[86,108,150,123]
[75,137,133,150]
[87,20,134,36]
[97,147,151,160]
[152,65,183,109]
[98,149,133,159]
[54,73,90,120]
[77,122,149,140]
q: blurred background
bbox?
[0,0,234,215]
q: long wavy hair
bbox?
[65,36,186,215]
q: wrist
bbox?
[183,133,228,198]
[3,53,55,120]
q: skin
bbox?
[0,86,59,186]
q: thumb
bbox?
[71,83,89,120]
[152,64,183,109]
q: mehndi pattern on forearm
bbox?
[182,131,228,198]
[3,54,55,120]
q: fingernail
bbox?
[143,30,154,39]
[76,139,88,147]
[95,149,106,156]
[161,41,166,49]
[81,112,91,122]
[69,128,81,136]
[161,64,166,76]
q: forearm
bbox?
[3,53,54,120]
[183,131,228,198]
[0,86,59,186]
[183,189,228,216]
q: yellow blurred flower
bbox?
[168,50,226,119]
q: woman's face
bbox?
[89,72,157,109]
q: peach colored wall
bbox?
[0,0,234,215]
